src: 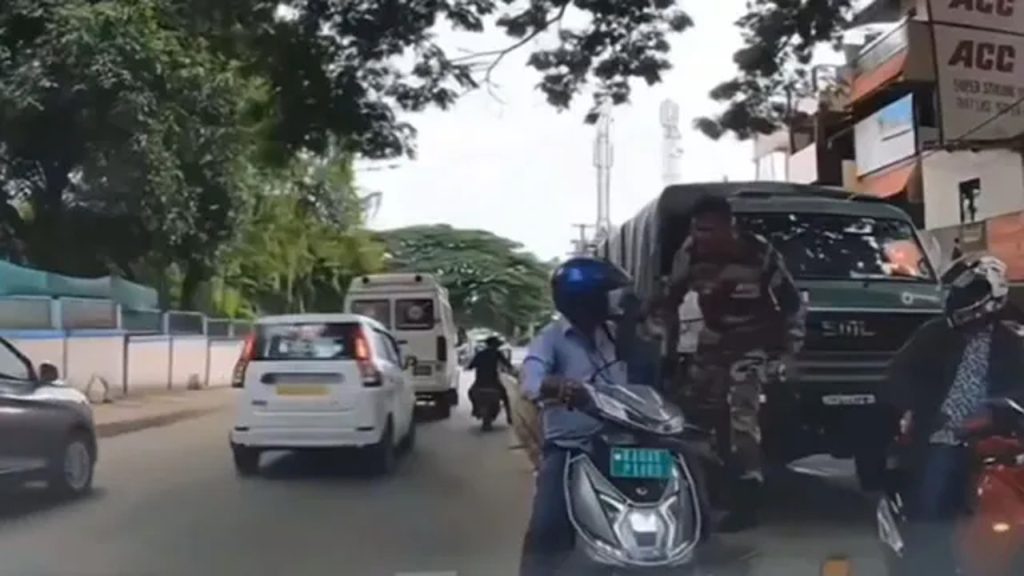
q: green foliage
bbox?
[696,0,852,140]
[375,225,553,335]
[2,0,695,316]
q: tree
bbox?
[0,0,252,308]
[695,0,852,141]
[213,148,384,317]
[375,225,552,335]
[166,0,695,162]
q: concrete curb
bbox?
[96,405,226,439]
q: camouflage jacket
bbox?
[665,232,806,355]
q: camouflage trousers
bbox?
[674,349,770,478]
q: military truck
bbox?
[597,182,944,489]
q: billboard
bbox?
[855,93,917,175]
[932,23,1024,143]
[928,0,1024,36]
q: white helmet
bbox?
[941,254,1009,328]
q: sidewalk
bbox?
[93,387,236,438]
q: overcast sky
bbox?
[356,1,757,261]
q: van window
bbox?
[349,300,392,328]
[740,213,936,282]
[254,323,358,360]
[396,298,435,330]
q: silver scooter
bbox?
[557,379,715,572]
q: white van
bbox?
[344,274,460,418]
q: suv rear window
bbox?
[396,299,435,330]
[349,300,391,328]
[254,323,359,360]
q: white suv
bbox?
[229,314,416,476]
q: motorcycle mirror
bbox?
[985,397,1024,416]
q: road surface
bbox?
[0,368,886,576]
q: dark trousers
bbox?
[905,444,970,576]
[519,448,573,576]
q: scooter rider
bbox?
[518,257,637,576]
[882,254,1024,576]
[468,336,515,424]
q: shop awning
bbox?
[851,51,907,104]
[855,159,919,199]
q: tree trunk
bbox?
[180,261,205,311]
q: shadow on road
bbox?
[0,486,107,523]
[761,460,875,529]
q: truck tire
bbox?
[435,398,452,419]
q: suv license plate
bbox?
[610,447,674,479]
[822,394,876,406]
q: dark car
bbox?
[0,336,97,498]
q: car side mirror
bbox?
[38,362,60,384]
[403,355,418,370]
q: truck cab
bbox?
[599,183,943,489]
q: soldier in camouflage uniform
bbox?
[664,195,805,532]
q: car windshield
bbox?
[740,213,937,282]
[254,323,359,361]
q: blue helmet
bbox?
[551,257,633,329]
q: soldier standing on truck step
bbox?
[663,194,806,532]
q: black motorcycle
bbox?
[470,386,503,431]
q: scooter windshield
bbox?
[591,384,685,435]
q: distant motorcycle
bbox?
[470,387,503,431]
[878,397,1024,576]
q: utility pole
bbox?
[659,99,682,187]
[570,223,594,256]
[593,99,613,244]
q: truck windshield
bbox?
[740,213,936,282]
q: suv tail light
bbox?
[437,335,448,363]
[354,329,383,388]
[232,333,256,388]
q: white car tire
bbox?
[398,417,416,453]
[366,419,397,475]
[232,444,261,477]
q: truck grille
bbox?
[797,310,937,384]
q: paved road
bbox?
[0,368,886,576]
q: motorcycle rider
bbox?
[518,256,638,576]
[882,254,1024,576]
[663,194,805,532]
[468,335,515,424]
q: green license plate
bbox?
[609,447,674,479]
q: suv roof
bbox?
[256,313,386,332]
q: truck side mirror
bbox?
[403,355,419,370]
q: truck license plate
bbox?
[822,394,876,406]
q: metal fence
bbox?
[0,296,252,336]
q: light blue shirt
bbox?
[521,319,629,441]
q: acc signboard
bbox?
[928,0,1024,35]
[932,23,1024,142]
[855,94,917,175]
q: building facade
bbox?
[753,0,1024,278]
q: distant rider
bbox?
[518,257,636,576]
[468,336,514,424]
[663,194,805,532]
[882,254,1024,576]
